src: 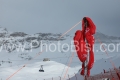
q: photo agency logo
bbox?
[39,40,120,53]
[0,37,40,52]
[99,43,120,53]
[0,38,120,53]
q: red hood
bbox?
[82,17,96,35]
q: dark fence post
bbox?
[109,68,113,78]
[52,77,53,80]
[92,77,94,80]
[117,73,120,80]
[59,76,61,80]
[93,76,94,80]
[68,74,70,80]
[90,77,92,80]
[74,73,77,80]
[101,75,103,79]
[101,72,104,78]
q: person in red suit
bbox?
[74,17,96,76]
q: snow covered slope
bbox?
[0,27,120,80]
[69,54,120,80]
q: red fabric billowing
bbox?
[74,30,87,62]
[82,17,96,35]
[83,17,95,70]
[74,17,96,76]
[86,32,95,70]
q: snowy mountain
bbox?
[0,27,120,80]
[0,27,120,53]
[94,32,120,43]
[0,27,66,53]
[0,27,8,37]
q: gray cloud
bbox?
[0,0,120,36]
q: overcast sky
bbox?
[0,0,120,36]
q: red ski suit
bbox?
[74,17,96,72]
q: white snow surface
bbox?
[0,27,120,80]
